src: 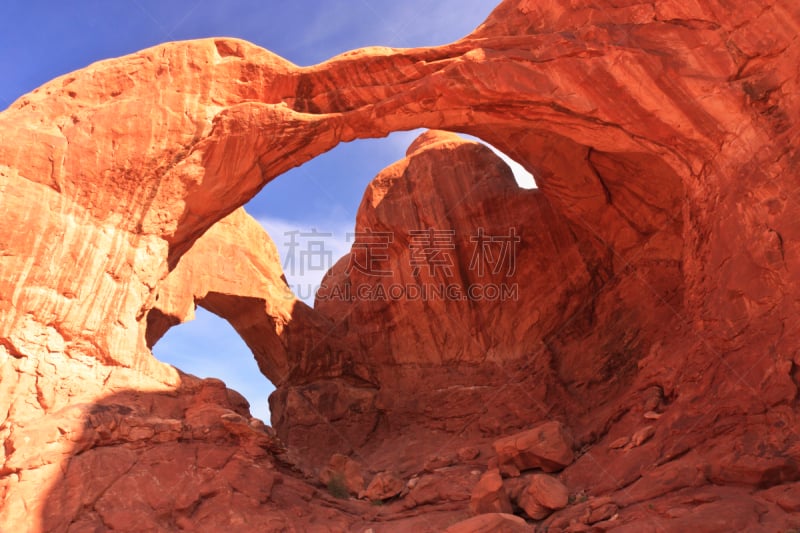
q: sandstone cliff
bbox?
[1,0,799,530]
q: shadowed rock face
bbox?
[1,0,800,530]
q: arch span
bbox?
[1,28,709,372]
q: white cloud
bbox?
[385,128,426,154]
[257,216,354,305]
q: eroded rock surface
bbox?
[1,0,799,530]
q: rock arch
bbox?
[2,0,799,529]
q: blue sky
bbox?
[2,0,535,423]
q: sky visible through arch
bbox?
[3,0,535,423]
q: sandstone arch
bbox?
[2,0,799,529]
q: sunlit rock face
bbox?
[1,0,799,530]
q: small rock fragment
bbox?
[444,513,532,533]
[361,471,404,501]
[518,493,551,520]
[499,462,521,478]
[319,453,365,496]
[627,426,656,449]
[609,436,630,450]
[525,474,569,510]
[493,421,574,472]
[458,446,481,462]
[470,469,513,515]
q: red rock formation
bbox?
[1,0,799,530]
[147,207,337,388]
